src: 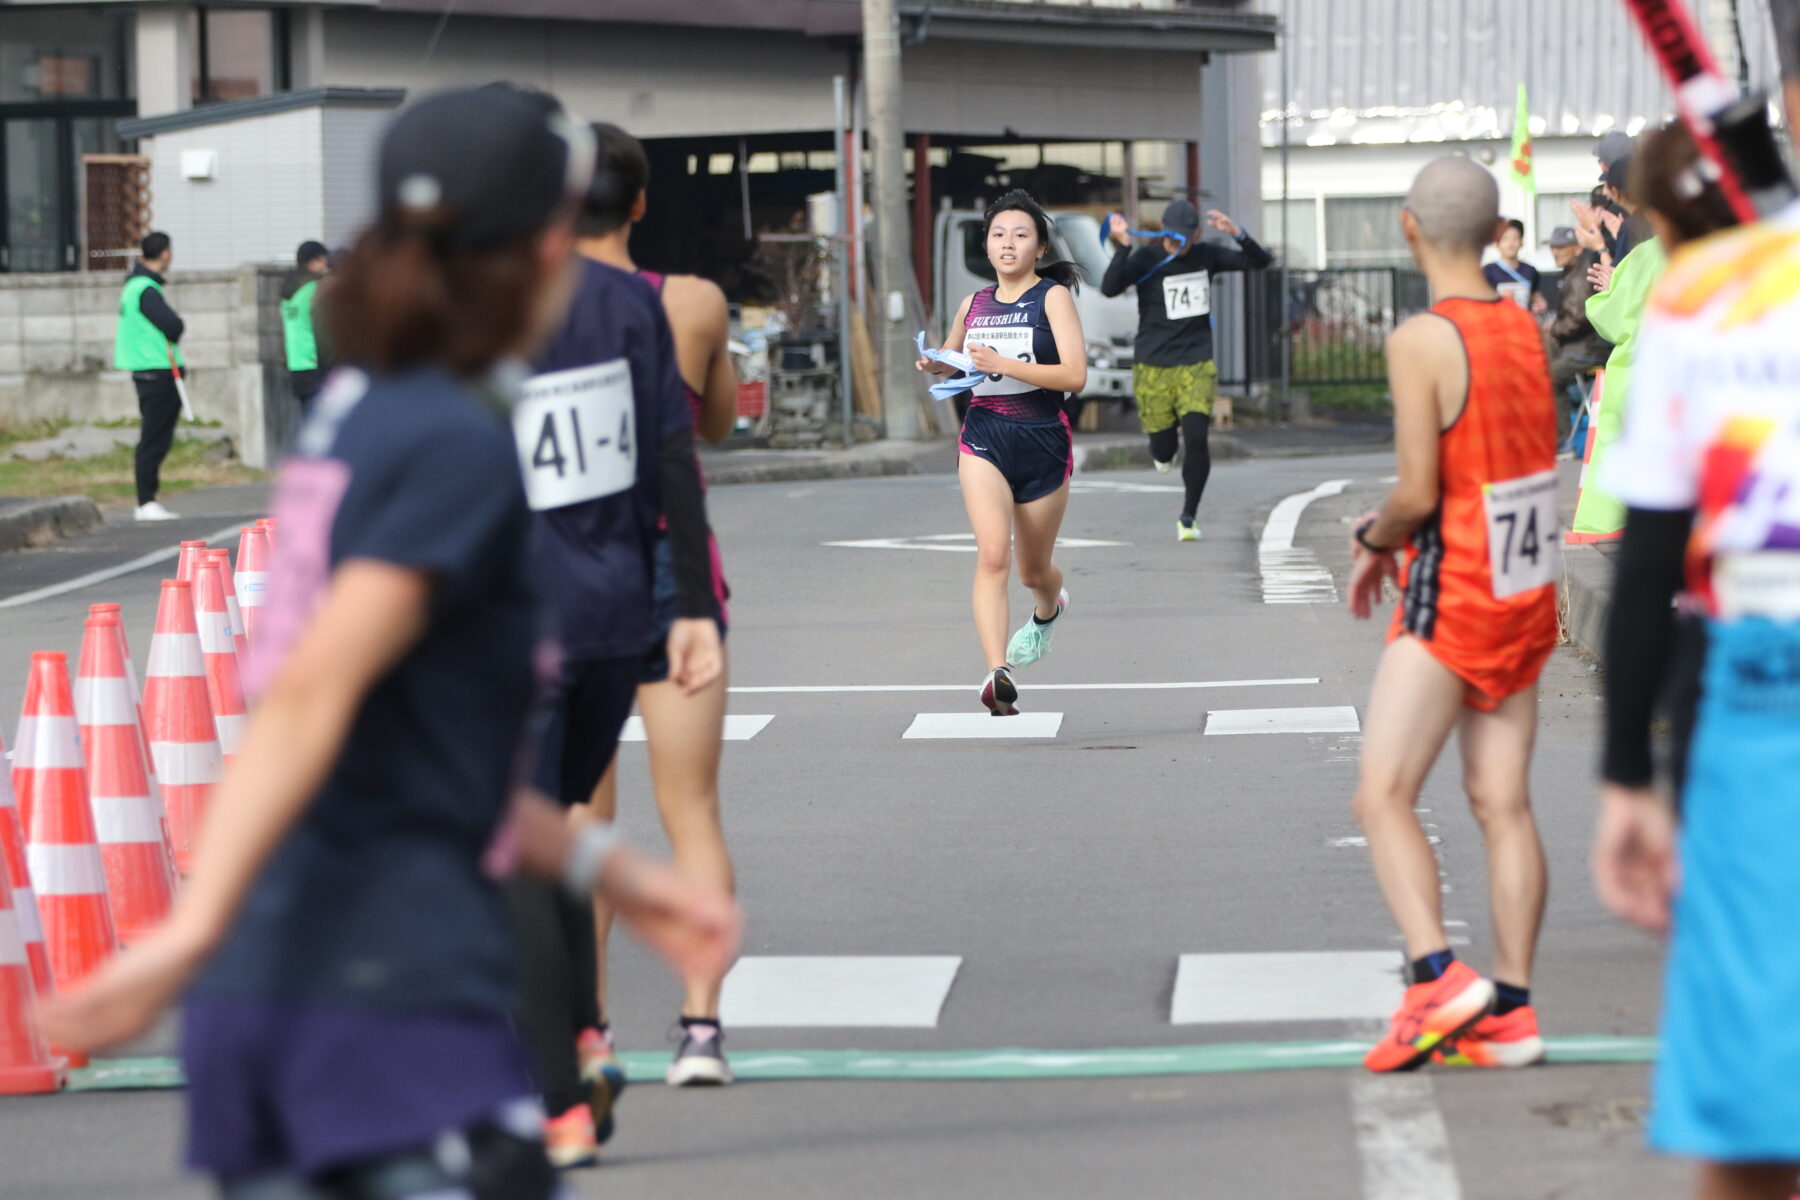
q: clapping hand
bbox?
[1206,210,1242,238]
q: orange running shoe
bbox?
[1363,960,1495,1073]
[1433,1005,1546,1068]
[576,1027,627,1144]
[544,1103,599,1170]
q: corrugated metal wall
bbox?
[1258,0,1709,145]
[148,109,326,271]
[320,107,390,252]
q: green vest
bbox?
[281,278,319,371]
[114,274,182,371]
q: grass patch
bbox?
[0,418,74,451]
[0,436,264,506]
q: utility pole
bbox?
[862,0,921,439]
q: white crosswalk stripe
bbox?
[1171,952,1405,1025]
[721,955,962,1028]
[903,712,1064,739]
[1205,706,1361,735]
[621,714,772,742]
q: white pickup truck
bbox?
[932,207,1136,402]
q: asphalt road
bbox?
[0,452,1684,1199]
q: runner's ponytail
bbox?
[982,189,1083,293]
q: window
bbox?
[1534,191,1591,246]
[1323,196,1409,268]
[190,7,290,106]
[0,8,134,102]
[1261,198,1319,268]
[960,218,997,283]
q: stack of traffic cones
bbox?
[15,653,118,1065]
[206,549,249,662]
[0,875,64,1095]
[0,734,52,999]
[91,603,180,882]
[143,581,224,874]
[235,525,272,647]
[194,558,247,762]
[77,611,177,943]
[175,540,211,585]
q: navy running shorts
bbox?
[533,655,641,805]
[641,535,730,685]
[182,996,536,1179]
[958,405,1073,504]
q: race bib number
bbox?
[965,325,1035,396]
[1162,271,1210,320]
[1484,470,1561,599]
[514,360,636,511]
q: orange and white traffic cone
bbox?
[257,517,278,552]
[0,735,52,999]
[235,525,272,647]
[194,558,247,762]
[205,548,249,663]
[90,604,180,883]
[17,653,118,1066]
[0,866,64,1095]
[77,612,176,943]
[143,581,224,874]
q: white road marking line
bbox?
[903,712,1063,739]
[1171,952,1404,1024]
[824,533,1126,552]
[1205,706,1361,736]
[1351,1070,1464,1200]
[732,678,1320,694]
[621,714,772,743]
[1259,479,1352,604]
[1068,479,1183,494]
[721,956,962,1028]
[0,523,246,609]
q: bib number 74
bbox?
[1483,469,1561,599]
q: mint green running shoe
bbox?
[1006,588,1069,667]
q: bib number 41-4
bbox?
[515,359,636,511]
[1484,469,1561,599]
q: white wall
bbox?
[147,108,326,271]
[1260,136,1610,270]
[320,11,846,137]
[320,106,388,250]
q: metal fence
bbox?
[1218,266,1430,390]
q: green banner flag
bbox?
[1509,83,1536,197]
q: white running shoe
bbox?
[1152,458,1175,475]
[134,501,180,522]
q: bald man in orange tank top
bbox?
[1346,156,1559,1074]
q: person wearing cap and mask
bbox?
[1545,225,1610,456]
[38,84,740,1200]
[280,239,331,415]
[1101,198,1272,541]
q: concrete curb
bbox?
[701,428,1385,488]
[0,495,104,554]
[1561,542,1615,661]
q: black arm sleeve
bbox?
[658,424,719,622]
[139,288,185,344]
[1100,244,1139,297]
[1211,234,1275,273]
[1602,506,1695,787]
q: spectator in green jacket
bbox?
[280,240,330,414]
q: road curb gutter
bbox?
[0,495,104,554]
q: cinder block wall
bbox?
[0,264,301,468]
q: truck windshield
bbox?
[1053,213,1115,286]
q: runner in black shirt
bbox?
[1101,199,1272,541]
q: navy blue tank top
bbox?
[962,277,1064,422]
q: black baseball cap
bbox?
[377,85,594,249]
[1603,154,1633,189]
[1593,131,1633,164]
[1160,198,1201,241]
[296,240,327,265]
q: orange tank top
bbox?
[1391,298,1559,679]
